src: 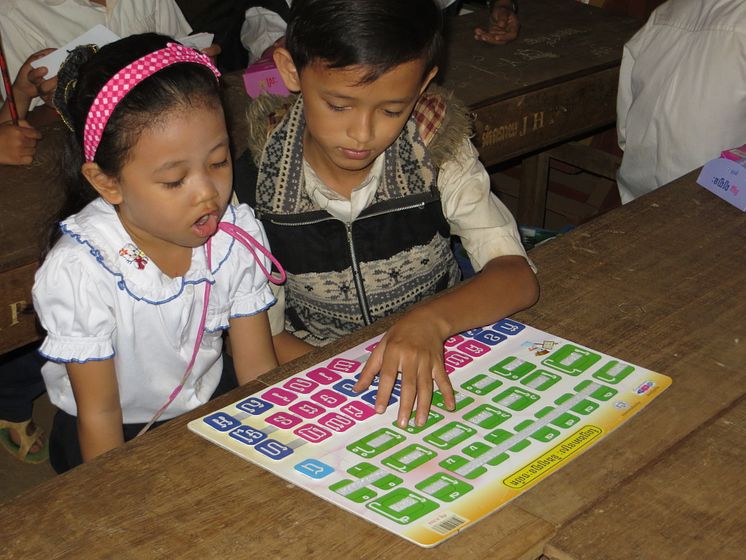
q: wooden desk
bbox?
[442,0,640,225]
[2,171,744,558]
[0,122,66,355]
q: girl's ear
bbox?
[273,47,301,92]
[81,163,123,205]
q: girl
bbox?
[32,33,282,473]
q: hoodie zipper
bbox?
[266,200,427,324]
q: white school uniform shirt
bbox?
[268,137,532,335]
[33,200,276,424]
[616,0,746,203]
[0,0,192,105]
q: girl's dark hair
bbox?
[47,33,223,253]
[285,0,443,84]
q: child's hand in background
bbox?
[474,2,520,45]
[13,48,56,105]
[0,120,42,165]
[201,43,222,65]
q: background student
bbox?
[616,0,746,203]
[0,0,218,114]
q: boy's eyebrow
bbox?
[153,139,229,172]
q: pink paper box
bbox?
[242,55,290,98]
[720,144,746,164]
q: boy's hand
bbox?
[353,308,456,428]
[474,3,520,45]
[0,120,42,165]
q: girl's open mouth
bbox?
[192,213,219,238]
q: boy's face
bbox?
[275,50,437,193]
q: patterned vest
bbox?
[247,88,472,345]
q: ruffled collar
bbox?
[59,198,238,304]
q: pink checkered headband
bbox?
[83,42,221,162]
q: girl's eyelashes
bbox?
[383,109,404,118]
[326,101,347,112]
[162,178,186,189]
[159,158,229,188]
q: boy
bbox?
[243,0,538,428]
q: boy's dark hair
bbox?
[48,33,223,253]
[285,0,443,84]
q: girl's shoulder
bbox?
[41,199,121,272]
[229,202,264,231]
[49,198,132,273]
[34,226,115,306]
[45,199,189,304]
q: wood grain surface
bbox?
[2,171,744,559]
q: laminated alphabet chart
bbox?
[188,320,671,547]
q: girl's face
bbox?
[100,104,233,261]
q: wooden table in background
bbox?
[443,0,640,226]
[0,122,66,356]
[2,171,744,559]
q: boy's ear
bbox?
[273,47,301,92]
[81,162,123,205]
[419,66,439,95]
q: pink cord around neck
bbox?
[136,222,285,436]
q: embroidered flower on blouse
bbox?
[119,244,149,270]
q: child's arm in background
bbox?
[0,48,56,123]
[474,0,520,45]
[356,255,538,428]
[229,311,279,384]
[355,139,539,428]
[0,120,42,165]
[0,49,53,164]
[66,359,125,462]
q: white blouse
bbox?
[33,199,276,423]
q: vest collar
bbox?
[255,95,438,217]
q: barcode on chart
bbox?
[426,512,469,535]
